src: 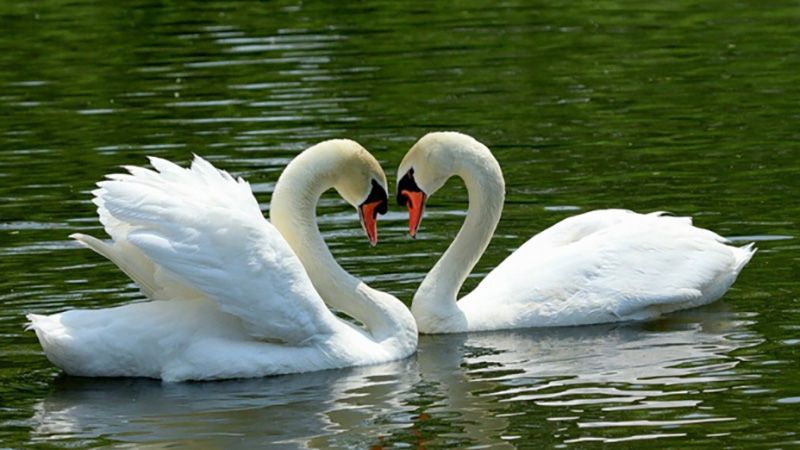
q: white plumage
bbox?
[28,142,417,381]
[398,132,755,333]
[459,210,755,330]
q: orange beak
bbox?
[400,190,426,238]
[359,200,383,246]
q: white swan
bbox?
[396,132,755,333]
[27,140,417,381]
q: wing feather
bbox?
[93,155,336,344]
[469,210,754,325]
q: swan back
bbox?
[460,211,756,330]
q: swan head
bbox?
[396,132,479,237]
[322,140,389,246]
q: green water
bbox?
[1,0,798,448]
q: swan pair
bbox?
[28,132,754,381]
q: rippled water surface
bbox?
[1,0,799,448]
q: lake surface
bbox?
[1,0,798,448]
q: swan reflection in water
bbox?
[27,303,760,448]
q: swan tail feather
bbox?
[25,313,44,332]
[70,233,159,298]
[733,243,756,275]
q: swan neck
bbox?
[269,143,416,347]
[412,141,505,325]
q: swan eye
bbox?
[397,168,421,206]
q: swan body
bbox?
[28,141,417,381]
[396,132,755,334]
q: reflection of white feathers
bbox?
[29,307,758,448]
[27,145,416,381]
[29,359,420,450]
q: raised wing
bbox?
[94,155,337,344]
[469,211,754,325]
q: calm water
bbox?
[1,0,798,448]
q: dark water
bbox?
[1,0,798,448]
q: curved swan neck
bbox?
[269,141,416,345]
[412,137,505,325]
